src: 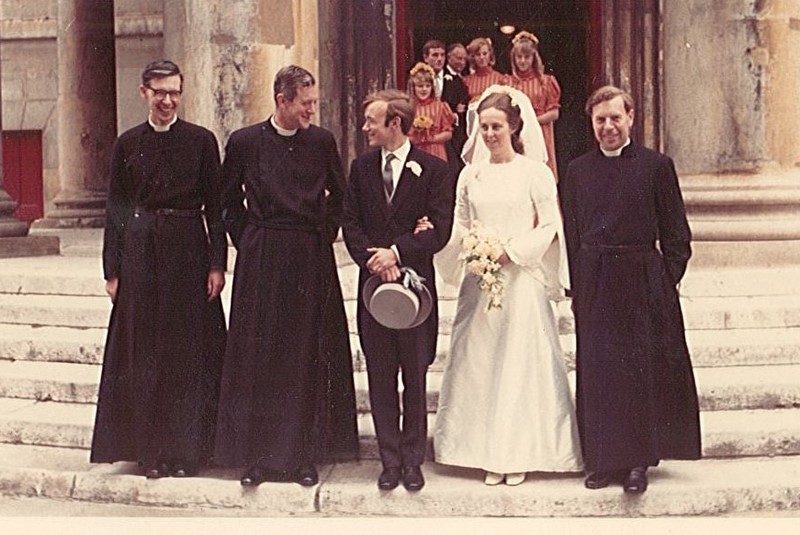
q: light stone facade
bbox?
[0,0,799,264]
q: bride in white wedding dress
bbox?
[430,85,583,486]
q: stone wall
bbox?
[0,0,163,214]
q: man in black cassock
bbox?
[214,65,359,487]
[91,60,227,479]
[560,85,701,494]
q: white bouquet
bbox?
[459,222,507,311]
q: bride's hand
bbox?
[414,216,434,234]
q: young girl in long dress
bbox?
[431,85,583,486]
[509,31,562,180]
[407,62,454,162]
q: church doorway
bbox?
[397,0,595,171]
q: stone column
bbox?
[163,0,319,150]
[0,55,30,238]
[664,0,800,267]
[43,0,117,227]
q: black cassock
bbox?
[214,120,358,472]
[91,120,227,466]
[560,142,701,474]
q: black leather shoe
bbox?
[294,464,319,487]
[145,461,171,479]
[378,467,402,490]
[240,466,268,487]
[171,461,197,478]
[623,467,648,494]
[402,465,425,492]
[584,470,624,490]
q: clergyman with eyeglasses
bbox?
[90,60,228,480]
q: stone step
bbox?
[4,289,800,335]
[5,252,800,301]
[3,359,799,413]
[1,442,799,516]
[3,322,800,376]
[1,397,798,459]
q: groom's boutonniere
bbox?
[405,161,423,177]
[444,73,453,81]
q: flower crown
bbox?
[409,62,436,77]
[512,30,539,46]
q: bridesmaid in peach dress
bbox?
[407,62,455,163]
[509,31,562,181]
[462,37,509,103]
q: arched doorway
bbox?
[322,1,662,165]
[398,0,594,170]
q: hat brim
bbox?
[363,274,433,330]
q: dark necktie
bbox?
[383,153,396,201]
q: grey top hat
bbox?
[362,267,433,330]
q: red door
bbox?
[2,131,44,224]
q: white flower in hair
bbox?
[405,161,423,176]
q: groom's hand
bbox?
[378,265,401,282]
[366,247,398,274]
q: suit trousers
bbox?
[359,310,429,469]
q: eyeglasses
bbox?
[146,85,182,100]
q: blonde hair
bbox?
[408,64,435,99]
[510,33,544,77]
[466,37,495,67]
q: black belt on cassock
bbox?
[247,217,326,235]
[133,207,205,218]
[580,243,655,254]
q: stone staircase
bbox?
[0,229,799,516]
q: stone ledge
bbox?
[0,236,60,259]
[1,445,799,517]
[0,14,163,41]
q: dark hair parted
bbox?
[477,92,525,155]
[422,39,446,57]
[273,65,316,103]
[142,60,183,87]
[585,85,635,116]
[363,89,416,134]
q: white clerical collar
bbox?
[446,65,460,77]
[148,114,178,132]
[270,115,298,137]
[382,138,412,163]
[600,137,631,157]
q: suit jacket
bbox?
[441,69,469,154]
[342,145,454,361]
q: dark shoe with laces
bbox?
[623,467,648,494]
[584,470,625,490]
[240,466,269,487]
[402,465,425,492]
[294,464,319,487]
[144,461,171,479]
[378,467,402,490]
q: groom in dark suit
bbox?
[342,89,454,491]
